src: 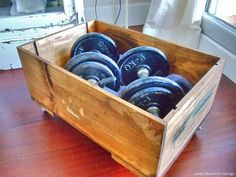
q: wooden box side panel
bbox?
[35,23,88,68]
[87,20,97,32]
[157,59,225,177]
[21,42,37,54]
[17,45,54,110]
[94,21,219,85]
[17,47,165,177]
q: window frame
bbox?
[201,0,236,55]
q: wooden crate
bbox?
[17,20,225,177]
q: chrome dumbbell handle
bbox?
[147,106,161,116]
[137,67,150,78]
[88,76,117,88]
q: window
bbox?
[201,0,236,55]
[208,0,236,27]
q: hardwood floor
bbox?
[0,25,236,177]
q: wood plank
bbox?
[157,59,225,177]
[112,154,149,177]
[87,20,97,32]
[94,21,220,85]
[35,23,88,67]
[17,45,165,177]
[20,42,36,54]
[17,47,54,111]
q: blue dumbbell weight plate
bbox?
[71,32,119,62]
[120,76,185,101]
[167,74,193,94]
[117,46,169,85]
[128,87,177,118]
[65,52,121,91]
[70,61,116,89]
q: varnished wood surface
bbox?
[1,69,235,177]
[95,21,219,85]
[159,58,225,176]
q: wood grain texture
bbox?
[17,44,165,177]
[0,70,235,177]
[158,59,225,176]
[166,74,236,177]
[35,24,88,67]
[94,21,219,85]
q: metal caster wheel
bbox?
[40,106,54,117]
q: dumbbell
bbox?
[167,74,193,94]
[120,76,187,118]
[65,52,121,91]
[120,75,193,118]
[117,46,170,85]
[71,32,119,62]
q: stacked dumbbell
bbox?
[65,32,121,91]
[117,46,193,118]
[64,32,193,119]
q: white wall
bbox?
[199,34,236,83]
[83,0,151,26]
[84,0,150,7]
